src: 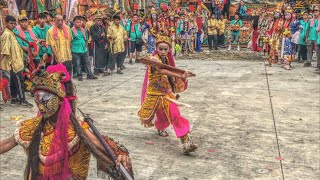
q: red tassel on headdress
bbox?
[189,5,195,12]
[162,5,168,12]
[134,4,138,10]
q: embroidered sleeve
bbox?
[102,135,129,156]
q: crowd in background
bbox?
[1,0,319,112]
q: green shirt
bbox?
[299,20,308,45]
[13,28,40,60]
[32,25,52,56]
[71,28,88,53]
[308,19,318,41]
[126,22,142,41]
[230,19,242,36]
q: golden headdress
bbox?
[86,9,93,15]
[18,10,28,21]
[155,34,172,47]
[168,10,175,17]
[285,6,293,13]
[32,71,66,98]
[275,2,284,13]
[150,7,157,14]
[95,8,104,19]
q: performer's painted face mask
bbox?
[34,90,60,118]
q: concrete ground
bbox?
[0,51,319,180]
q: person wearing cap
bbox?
[0,15,33,107]
[32,13,52,67]
[305,6,319,67]
[71,16,98,81]
[106,15,127,75]
[46,14,73,75]
[90,12,109,75]
[14,11,40,66]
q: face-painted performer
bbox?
[0,64,133,179]
[144,7,158,54]
[268,9,283,66]
[138,34,198,154]
[281,7,294,70]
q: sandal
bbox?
[158,130,169,137]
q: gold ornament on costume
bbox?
[155,34,172,47]
[18,10,28,21]
[86,9,93,15]
[169,11,175,17]
[95,8,103,19]
[31,71,66,98]
[150,7,157,14]
[283,28,291,37]
[285,6,293,13]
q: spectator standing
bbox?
[207,13,219,50]
[32,13,52,67]
[107,15,127,75]
[126,14,143,64]
[299,13,309,64]
[90,12,108,75]
[222,0,231,20]
[46,14,73,75]
[305,6,319,67]
[71,16,97,81]
[218,14,227,47]
[237,0,247,19]
[0,16,33,107]
[228,14,242,51]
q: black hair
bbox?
[5,15,16,23]
[253,16,259,29]
[133,14,138,17]
[38,13,47,19]
[73,16,82,22]
[113,15,120,20]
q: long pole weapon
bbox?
[77,108,134,180]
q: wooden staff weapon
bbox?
[78,108,134,180]
[140,57,196,76]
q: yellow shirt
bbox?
[0,28,24,73]
[46,25,72,63]
[218,19,226,35]
[107,24,127,53]
[208,19,219,35]
[86,20,94,41]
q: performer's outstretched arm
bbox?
[158,68,194,80]
[0,136,17,155]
